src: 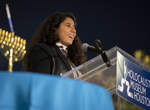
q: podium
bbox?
[62,46,150,110]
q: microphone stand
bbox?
[95,39,111,67]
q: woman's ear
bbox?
[53,28,57,34]
[53,27,57,31]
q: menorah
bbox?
[0,28,26,72]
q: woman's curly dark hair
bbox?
[22,12,87,71]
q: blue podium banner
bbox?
[117,51,150,109]
[0,71,114,110]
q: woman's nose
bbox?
[71,27,76,33]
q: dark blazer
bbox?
[29,43,72,76]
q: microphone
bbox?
[81,43,111,67]
[81,43,102,54]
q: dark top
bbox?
[29,43,73,77]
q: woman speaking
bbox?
[22,12,86,78]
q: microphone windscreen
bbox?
[81,43,89,51]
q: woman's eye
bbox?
[67,25,70,27]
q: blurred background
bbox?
[1,0,150,109]
[0,0,150,71]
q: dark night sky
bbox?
[0,0,150,71]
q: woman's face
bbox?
[55,17,76,46]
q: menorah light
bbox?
[0,28,26,72]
